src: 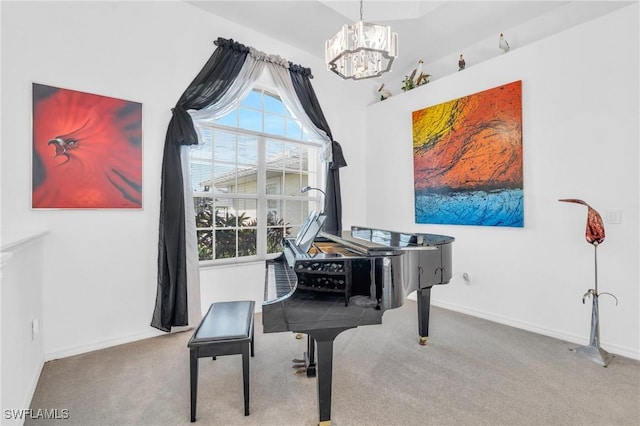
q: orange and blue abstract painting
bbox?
[412,81,523,227]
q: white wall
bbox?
[0,0,366,360]
[364,4,639,359]
[1,234,46,424]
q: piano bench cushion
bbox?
[190,300,255,345]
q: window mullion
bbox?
[257,135,267,258]
[211,129,217,260]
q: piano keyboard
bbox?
[265,261,298,301]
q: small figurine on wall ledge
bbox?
[458,54,466,71]
[499,33,511,53]
[559,198,619,367]
[402,59,430,92]
[377,83,392,101]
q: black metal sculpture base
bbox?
[570,291,614,367]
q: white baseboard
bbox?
[431,299,640,361]
[11,359,45,425]
[44,329,163,362]
[43,301,639,363]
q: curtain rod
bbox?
[214,37,313,78]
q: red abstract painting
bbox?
[32,83,142,209]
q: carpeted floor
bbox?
[27,302,640,426]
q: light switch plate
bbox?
[605,209,622,224]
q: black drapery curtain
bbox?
[324,141,347,235]
[289,65,347,236]
[151,38,250,332]
[152,38,347,332]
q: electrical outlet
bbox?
[31,318,40,340]
[605,209,622,224]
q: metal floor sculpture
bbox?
[559,199,618,367]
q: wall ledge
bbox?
[1,230,48,252]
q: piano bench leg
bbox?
[250,325,255,357]
[190,348,198,422]
[242,342,250,416]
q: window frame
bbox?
[192,86,325,267]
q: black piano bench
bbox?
[187,300,255,422]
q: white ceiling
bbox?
[185,1,632,81]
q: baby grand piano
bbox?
[263,218,454,425]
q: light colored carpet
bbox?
[27,302,640,426]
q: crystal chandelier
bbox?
[325,0,398,80]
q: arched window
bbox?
[190,88,323,263]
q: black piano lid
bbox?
[350,226,455,248]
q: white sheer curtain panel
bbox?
[190,49,266,126]
[180,147,202,327]
[264,60,332,162]
[181,47,335,325]
[191,48,333,161]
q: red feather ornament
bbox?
[558,199,605,245]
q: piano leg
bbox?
[306,327,353,426]
[417,287,432,345]
[305,335,317,377]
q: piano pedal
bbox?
[294,367,307,375]
[292,358,306,364]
